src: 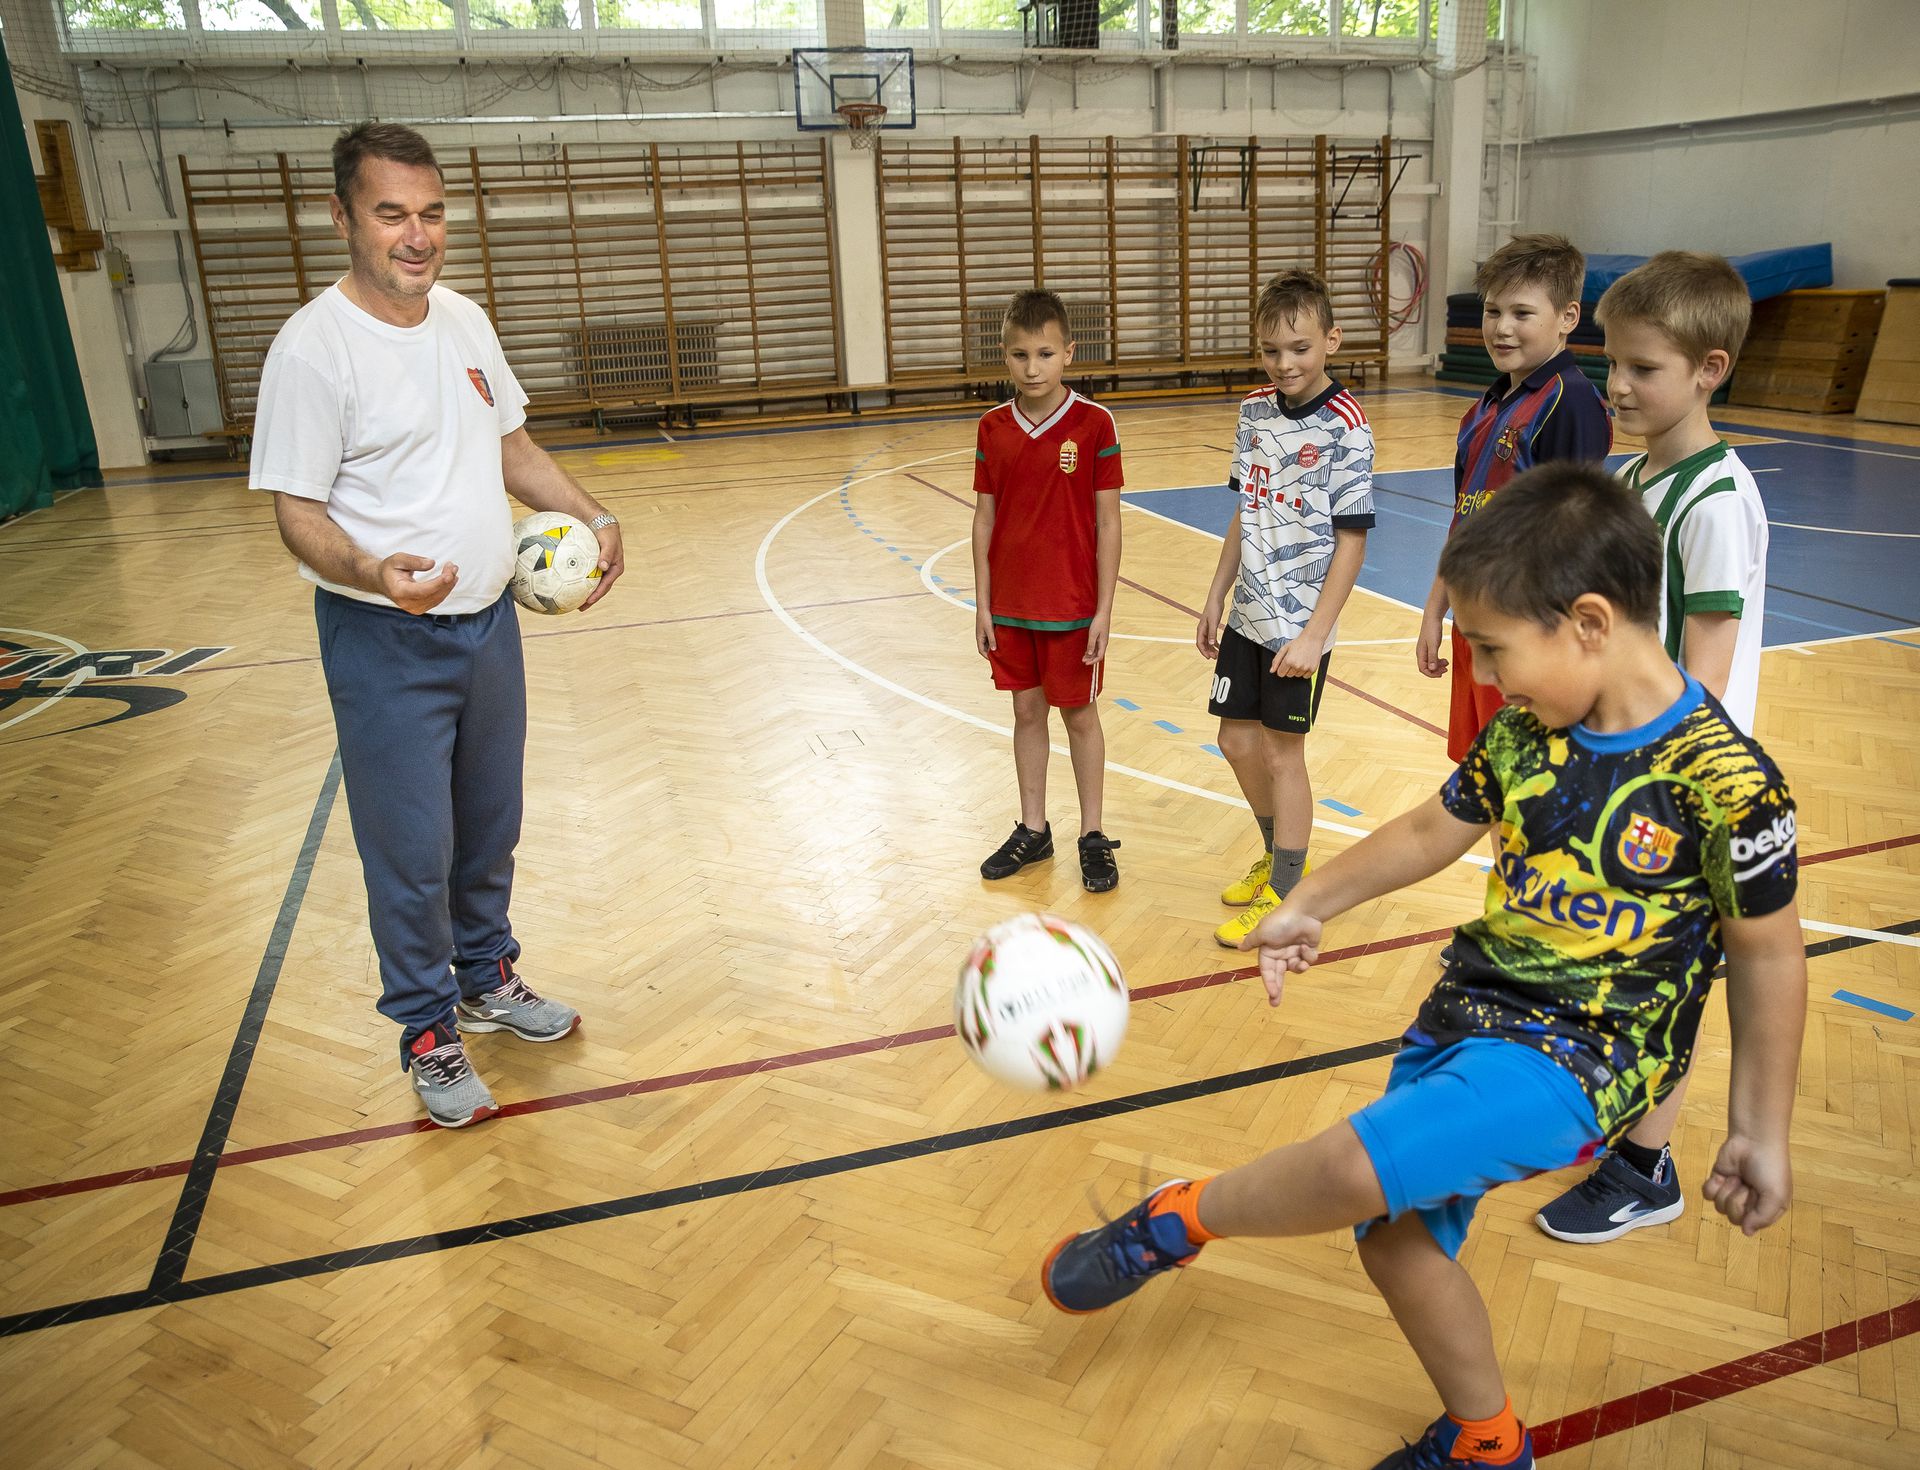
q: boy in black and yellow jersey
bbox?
[1039,463,1805,1470]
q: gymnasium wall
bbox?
[1517,0,1920,290]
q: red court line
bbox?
[902,472,1449,739]
[1800,831,1920,866]
[0,925,1451,1211]
[1532,1297,1920,1455]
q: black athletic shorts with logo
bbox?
[1207,626,1333,732]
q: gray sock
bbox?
[1269,845,1308,898]
[1255,815,1275,851]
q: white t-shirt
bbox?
[250,282,530,616]
[1622,441,1768,733]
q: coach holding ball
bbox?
[251,122,622,1128]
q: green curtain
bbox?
[0,37,102,521]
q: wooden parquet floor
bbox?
[1,381,1916,1468]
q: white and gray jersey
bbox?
[1226,379,1377,653]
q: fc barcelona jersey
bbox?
[1423,676,1797,1138]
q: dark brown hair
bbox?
[332,122,442,212]
[1475,233,1586,311]
[1440,462,1662,629]
[1596,251,1752,366]
[1002,288,1073,342]
[1255,268,1334,335]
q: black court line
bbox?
[0,1038,1401,1338]
[145,752,343,1292]
[5,913,1916,1340]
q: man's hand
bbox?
[1084,611,1111,664]
[1416,612,1449,678]
[380,553,459,614]
[1196,599,1225,659]
[976,607,997,658]
[1239,905,1323,1007]
[580,520,624,610]
[1270,630,1325,679]
[1703,1133,1791,1236]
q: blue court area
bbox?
[1124,428,1920,648]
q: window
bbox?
[939,0,1020,30]
[470,0,583,27]
[62,0,186,28]
[713,0,814,24]
[865,0,929,32]
[339,0,457,29]
[1339,0,1418,39]
[197,0,324,27]
[1246,0,1328,34]
[598,0,702,23]
[1175,0,1235,34]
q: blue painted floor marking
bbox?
[1832,990,1914,1022]
[1319,798,1363,817]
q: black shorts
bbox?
[1207,627,1333,732]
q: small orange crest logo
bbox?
[1059,439,1079,474]
[467,368,494,406]
[1618,813,1681,875]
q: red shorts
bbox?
[1447,625,1507,763]
[988,623,1103,708]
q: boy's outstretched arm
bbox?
[1706,903,1806,1236]
[1242,793,1489,1004]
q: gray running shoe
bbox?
[406,1021,500,1129]
[456,968,581,1042]
[1535,1147,1683,1243]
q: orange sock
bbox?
[1447,1397,1524,1463]
[1153,1178,1221,1245]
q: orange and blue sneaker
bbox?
[1371,1414,1534,1468]
[1041,1181,1202,1313]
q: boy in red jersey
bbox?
[972,290,1125,892]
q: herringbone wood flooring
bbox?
[1,384,1915,1467]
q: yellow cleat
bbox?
[1214,884,1281,948]
[1220,852,1272,907]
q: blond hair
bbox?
[1595,251,1752,365]
[1474,233,1586,311]
[1256,268,1334,335]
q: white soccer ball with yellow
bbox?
[509,511,602,614]
[954,913,1129,1092]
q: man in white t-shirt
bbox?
[251,123,625,1128]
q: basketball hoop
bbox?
[835,100,888,151]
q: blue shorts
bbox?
[1350,1037,1603,1259]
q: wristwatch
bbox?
[587,512,618,531]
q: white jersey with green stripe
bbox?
[1621,441,1768,734]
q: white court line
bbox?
[0,627,93,737]
[1770,624,1920,654]
[1120,495,1427,615]
[762,474,1490,867]
[919,538,1193,644]
[1802,919,1920,951]
[1771,519,1920,539]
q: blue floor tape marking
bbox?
[1832,990,1914,1022]
[1319,798,1363,817]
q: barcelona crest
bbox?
[1493,423,1520,462]
[1059,438,1079,474]
[1618,813,1681,875]
[467,367,494,406]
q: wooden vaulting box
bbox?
[1855,281,1920,426]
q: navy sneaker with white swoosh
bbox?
[1535,1146,1684,1244]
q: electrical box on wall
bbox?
[144,360,223,440]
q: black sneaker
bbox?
[1535,1146,1684,1243]
[1077,831,1122,892]
[981,821,1053,880]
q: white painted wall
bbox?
[1519,0,1920,289]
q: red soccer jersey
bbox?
[973,390,1124,625]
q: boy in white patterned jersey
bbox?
[1536,250,1769,1245]
[1197,270,1376,947]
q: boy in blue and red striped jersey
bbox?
[972,289,1126,893]
[1418,234,1613,764]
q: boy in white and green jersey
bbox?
[1534,250,1768,1246]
